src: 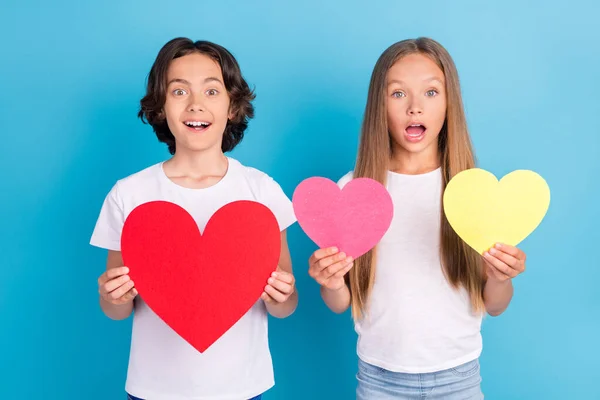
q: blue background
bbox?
[1,0,598,398]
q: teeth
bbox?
[186,121,210,127]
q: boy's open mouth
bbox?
[183,120,212,132]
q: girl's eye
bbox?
[173,89,187,96]
[206,89,219,96]
[426,89,439,97]
[392,91,406,98]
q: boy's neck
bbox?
[163,147,229,188]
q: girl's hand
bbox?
[308,247,353,291]
[483,243,527,282]
[98,266,138,305]
[262,267,295,304]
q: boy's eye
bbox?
[173,89,187,96]
[426,89,439,97]
[392,91,406,98]
[206,89,219,96]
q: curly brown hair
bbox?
[138,38,255,154]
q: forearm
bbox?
[266,290,298,318]
[100,297,134,320]
[483,278,514,316]
[321,284,351,314]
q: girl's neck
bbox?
[390,146,440,175]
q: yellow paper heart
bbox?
[443,168,550,254]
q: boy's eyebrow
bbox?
[387,77,445,86]
[203,77,224,85]
[167,77,224,86]
[168,78,191,86]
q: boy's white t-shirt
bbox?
[338,168,483,373]
[90,157,296,400]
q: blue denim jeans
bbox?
[356,357,483,399]
[127,394,262,400]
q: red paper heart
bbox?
[121,200,280,353]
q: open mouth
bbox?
[183,120,212,132]
[405,123,427,142]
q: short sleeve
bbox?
[337,171,354,189]
[257,175,297,232]
[90,182,125,251]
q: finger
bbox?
[264,284,287,303]
[114,288,136,304]
[323,260,353,278]
[267,277,293,294]
[101,274,131,294]
[271,271,294,284]
[483,252,517,278]
[106,266,129,280]
[492,243,521,259]
[333,262,354,279]
[108,280,135,300]
[488,248,520,271]
[310,247,339,264]
[97,272,108,286]
[261,292,274,304]
[483,258,509,280]
[122,288,138,302]
[314,253,351,273]
[313,252,347,272]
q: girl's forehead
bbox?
[387,55,445,82]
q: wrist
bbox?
[486,275,513,288]
[322,284,347,293]
[101,295,134,308]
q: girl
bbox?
[91,38,298,400]
[308,37,527,399]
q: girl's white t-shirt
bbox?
[90,157,296,400]
[339,168,483,373]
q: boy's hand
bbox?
[261,268,295,304]
[98,266,138,305]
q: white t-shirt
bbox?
[338,168,483,373]
[90,157,296,400]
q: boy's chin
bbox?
[174,139,223,154]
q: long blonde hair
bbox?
[349,37,484,319]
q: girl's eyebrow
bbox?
[387,79,405,86]
[387,77,445,86]
[426,77,444,85]
[167,77,224,86]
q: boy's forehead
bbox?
[167,53,223,81]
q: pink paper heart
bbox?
[292,177,394,258]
